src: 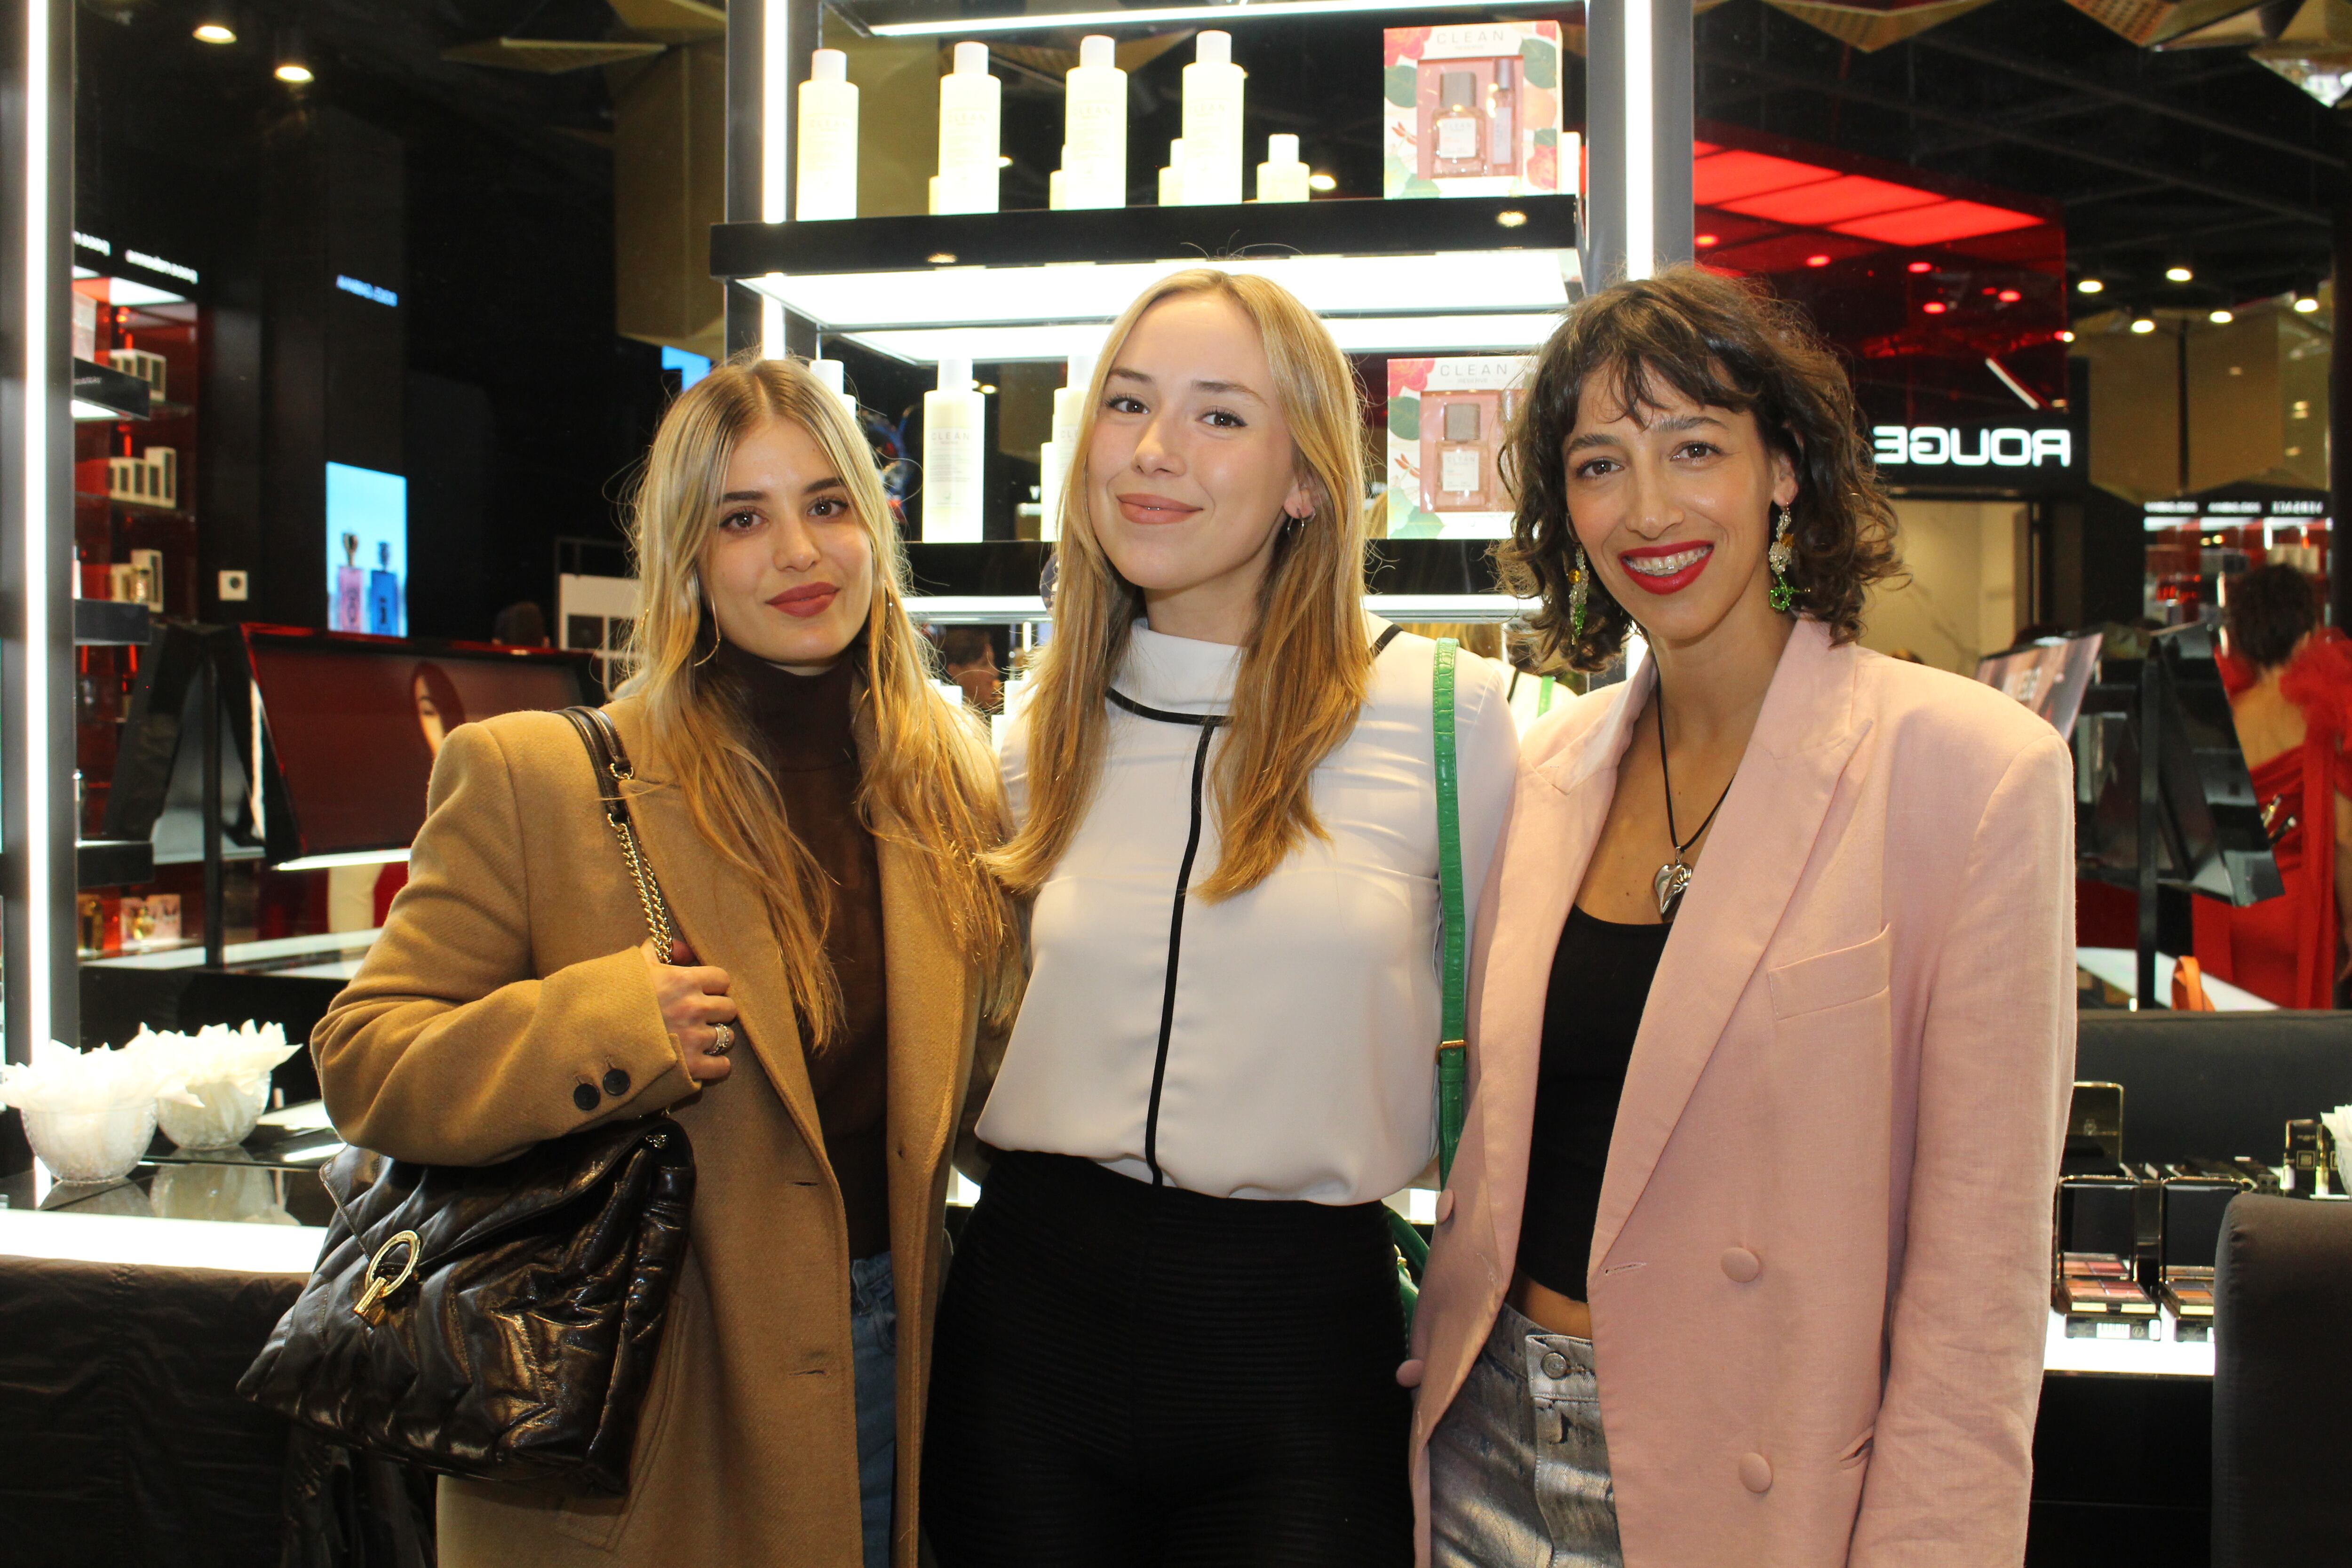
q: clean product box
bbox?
[1386,356,1530,539]
[1384,23,1572,199]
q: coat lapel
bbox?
[1588,620,1867,1273]
[1477,675,1651,1270]
[611,705,829,1162]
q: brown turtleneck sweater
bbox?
[717,642,891,1260]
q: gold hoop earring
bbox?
[693,600,723,668]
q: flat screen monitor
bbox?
[242,627,597,861]
[1975,632,2104,740]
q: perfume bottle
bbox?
[367,540,401,635]
[796,48,859,221]
[935,42,1001,216]
[1434,398,1490,510]
[922,356,985,542]
[1256,133,1310,203]
[1432,69,1485,176]
[1061,34,1127,210]
[811,357,857,416]
[1489,57,1518,175]
[335,533,366,631]
[1179,31,1244,205]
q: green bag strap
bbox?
[1433,638,1468,1189]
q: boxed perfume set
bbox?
[1383,22,1573,199]
[1385,356,1531,539]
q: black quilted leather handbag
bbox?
[239,707,696,1495]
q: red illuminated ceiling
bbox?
[1693,140,2044,254]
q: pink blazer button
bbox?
[1396,1359,1426,1388]
[1721,1246,1763,1283]
[1740,1452,1773,1494]
[1435,1190,1456,1224]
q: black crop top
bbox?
[1514,905,1672,1299]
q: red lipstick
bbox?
[1616,541,1714,596]
[768,582,840,619]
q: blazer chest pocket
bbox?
[1767,926,1891,1021]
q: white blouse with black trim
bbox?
[978,618,1522,1206]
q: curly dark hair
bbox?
[1497,268,1904,672]
[2224,562,2319,670]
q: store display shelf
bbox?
[904,591,1537,625]
[72,598,151,646]
[904,537,1514,598]
[715,196,1578,363]
[829,0,1557,38]
[71,357,150,422]
[76,838,156,890]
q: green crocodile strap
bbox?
[1433,639,1468,1187]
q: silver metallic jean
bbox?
[1429,1302,1624,1568]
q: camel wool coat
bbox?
[312,693,1003,1568]
[1405,620,2078,1566]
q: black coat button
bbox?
[573,1082,599,1113]
[603,1068,630,1098]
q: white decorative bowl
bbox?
[157,1074,270,1151]
[24,1099,159,1184]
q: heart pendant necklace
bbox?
[1654,679,1738,924]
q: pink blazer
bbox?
[1406,619,2078,1566]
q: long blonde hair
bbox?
[993,269,1372,901]
[623,353,1019,1038]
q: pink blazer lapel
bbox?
[1588,621,1869,1276]
[1471,671,1652,1273]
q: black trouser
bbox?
[923,1151,1414,1568]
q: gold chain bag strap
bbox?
[239,707,696,1495]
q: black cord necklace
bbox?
[1652,680,1738,923]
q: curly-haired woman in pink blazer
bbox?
[1406,269,2077,1566]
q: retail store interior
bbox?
[5,0,2352,1562]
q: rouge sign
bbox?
[1872,425,2073,470]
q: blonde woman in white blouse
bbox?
[921,269,1518,1567]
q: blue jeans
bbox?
[1429,1302,1623,1568]
[851,1252,898,1568]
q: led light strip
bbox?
[22,0,55,1049]
[1623,0,1653,280]
[868,0,1528,37]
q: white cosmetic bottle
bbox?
[810,357,858,416]
[1061,34,1127,210]
[1179,31,1245,206]
[1038,350,1097,541]
[923,356,985,542]
[795,48,858,220]
[1158,139,1186,207]
[935,42,1001,216]
[1256,133,1310,202]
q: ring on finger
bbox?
[709,1021,734,1056]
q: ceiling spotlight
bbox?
[1922,301,1948,315]
[925,252,957,265]
[1804,254,1831,268]
[2209,309,2234,324]
[2131,317,2156,334]
[976,383,998,394]
[2076,278,2103,294]
[996,155,1013,168]
[1494,210,1527,229]
[2058,329,2076,342]
[2166,265,2193,283]
[1998,289,2021,302]
[194,20,236,44]
[2295,295,2321,313]
[273,29,313,82]
[1307,172,1335,191]
[1695,233,1720,248]
[1907,261,1933,274]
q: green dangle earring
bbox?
[1767,503,1797,612]
[1569,544,1590,640]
